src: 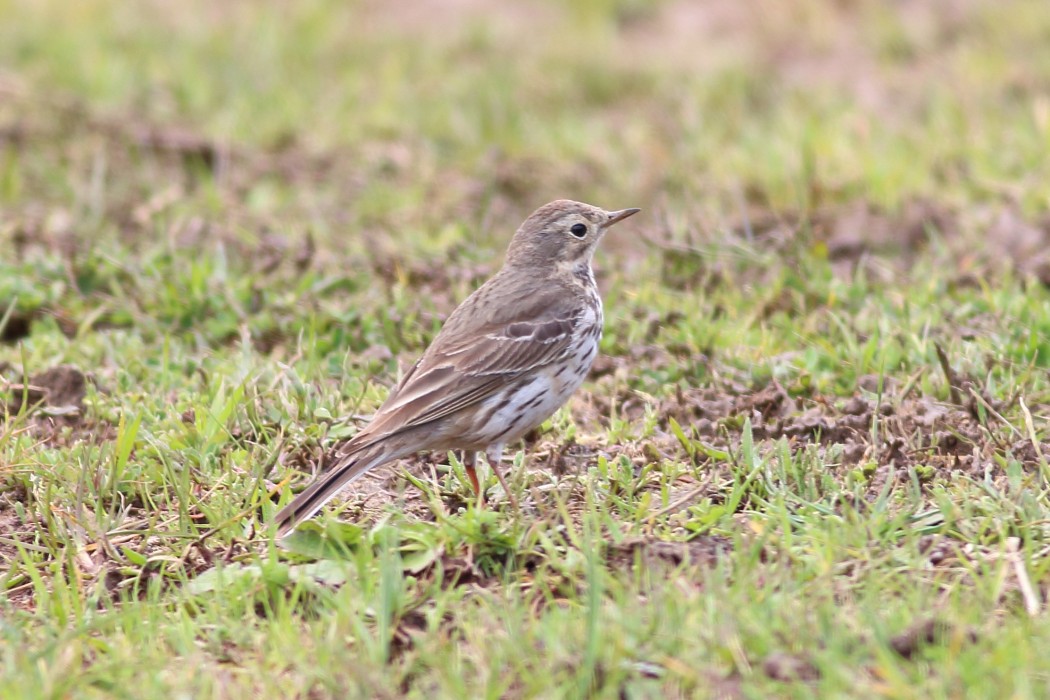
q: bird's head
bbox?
[504,199,640,271]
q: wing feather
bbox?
[357,284,590,442]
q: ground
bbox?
[2,0,1050,697]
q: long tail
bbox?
[273,440,400,537]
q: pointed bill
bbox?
[604,208,641,227]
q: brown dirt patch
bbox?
[1,364,115,447]
[610,535,733,570]
[574,369,1047,507]
[889,617,980,659]
[762,650,820,683]
[1,364,118,459]
[5,364,86,415]
[0,311,34,343]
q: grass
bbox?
[2,0,1050,697]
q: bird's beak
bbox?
[604,208,641,227]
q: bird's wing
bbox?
[359,282,590,441]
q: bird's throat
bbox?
[568,261,596,289]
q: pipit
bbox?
[274,199,640,536]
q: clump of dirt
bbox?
[762,651,820,682]
[1,364,112,446]
[0,311,34,343]
[889,617,979,659]
[610,534,733,570]
[4,363,87,415]
[752,391,985,463]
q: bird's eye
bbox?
[570,223,587,238]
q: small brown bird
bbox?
[274,200,639,536]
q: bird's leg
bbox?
[485,446,519,511]
[462,450,483,506]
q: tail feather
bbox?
[273,441,396,537]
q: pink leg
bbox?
[486,446,519,510]
[463,451,483,505]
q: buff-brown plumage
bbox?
[274,200,639,536]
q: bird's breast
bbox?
[463,295,604,448]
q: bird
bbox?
[273,199,640,537]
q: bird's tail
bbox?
[273,439,399,538]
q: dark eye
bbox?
[570,223,587,238]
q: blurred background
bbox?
[3,0,1049,269]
